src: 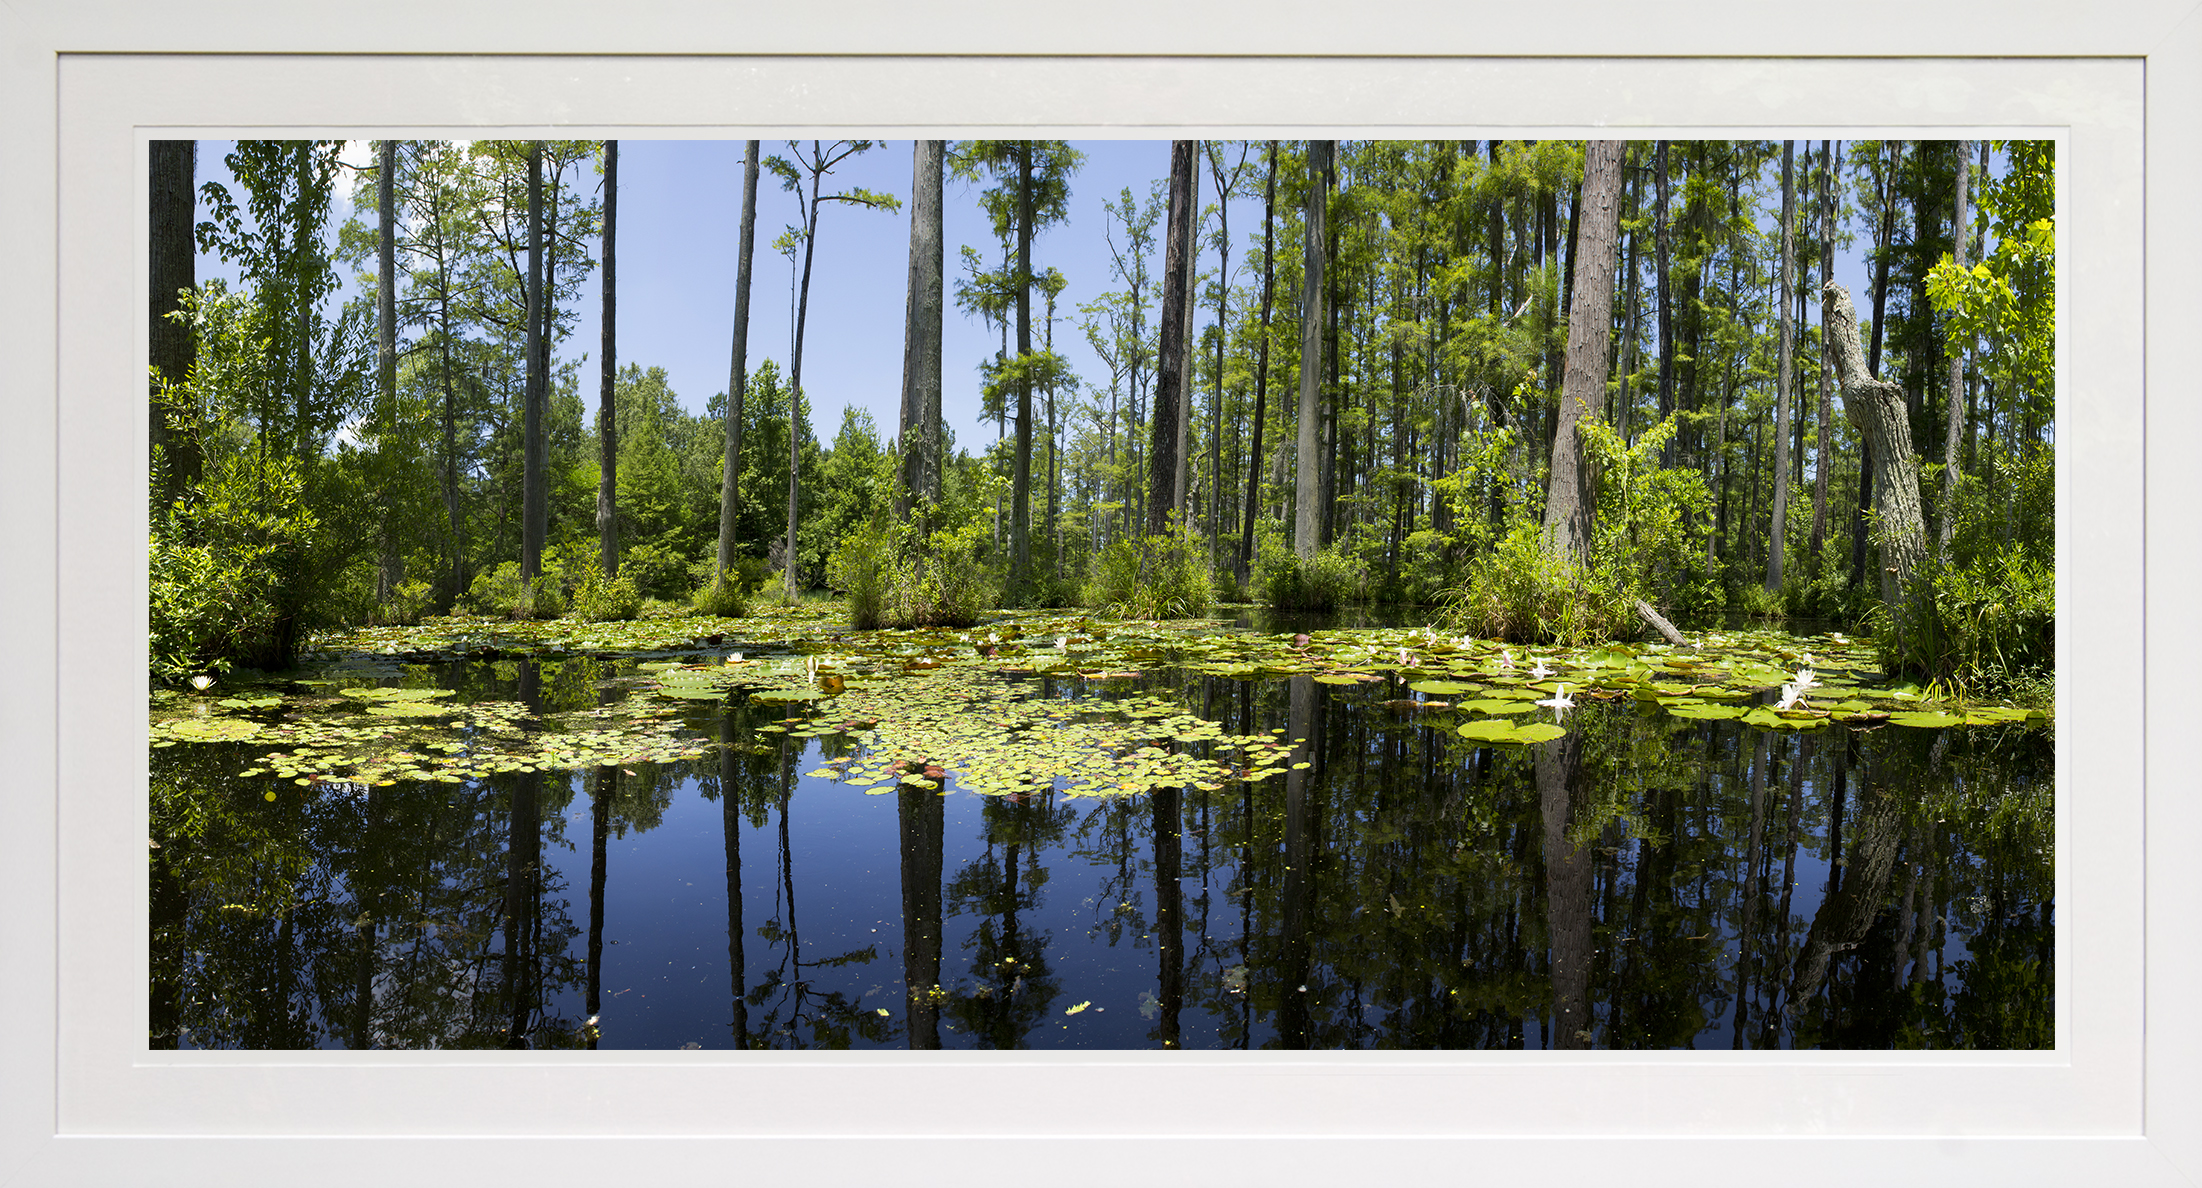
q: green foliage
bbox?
[568,556,642,622]
[690,573,753,619]
[150,454,326,682]
[1579,411,1720,619]
[1926,141,2054,428]
[826,497,1005,630]
[1877,549,2054,698]
[1252,535,1365,611]
[614,539,693,603]
[1087,531,1215,620]
[464,561,565,620]
[1448,523,1635,646]
[826,511,897,630]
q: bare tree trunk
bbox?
[787,151,822,602]
[1238,142,1278,585]
[897,141,945,527]
[149,140,199,506]
[522,142,546,591]
[1010,144,1035,594]
[1173,147,1200,532]
[1146,140,1196,538]
[376,139,401,605]
[1826,282,1929,637]
[1541,140,1623,566]
[1653,141,1675,460]
[1294,140,1332,559]
[717,142,760,580]
[1768,142,1794,593]
[597,140,619,578]
[1810,141,1837,563]
[1939,140,1970,553]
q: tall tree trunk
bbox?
[896,141,945,526]
[1238,142,1278,585]
[149,140,198,506]
[1294,140,1333,559]
[1810,141,1837,563]
[1768,141,1795,593]
[376,139,401,606]
[1616,151,1641,444]
[597,140,619,578]
[1147,140,1197,538]
[717,142,761,580]
[1852,140,1901,590]
[1208,145,1233,573]
[1173,146,1200,531]
[522,142,546,591]
[786,151,822,602]
[1939,140,1970,553]
[1010,144,1035,593]
[1826,282,1929,642]
[1653,141,1676,462]
[1541,140,1623,566]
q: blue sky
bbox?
[196,139,1886,454]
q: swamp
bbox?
[148,137,2055,1050]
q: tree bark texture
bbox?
[1939,140,1970,552]
[1541,140,1623,567]
[1238,142,1278,584]
[717,142,760,578]
[1147,140,1197,538]
[149,140,198,504]
[1810,140,1836,561]
[522,142,547,587]
[1769,142,1794,593]
[1825,282,1928,631]
[1294,140,1332,559]
[1011,144,1035,587]
[897,140,945,526]
[376,139,402,604]
[1172,148,1200,531]
[597,140,619,578]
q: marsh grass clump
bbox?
[1448,525,1633,646]
[827,512,1002,629]
[1086,531,1214,620]
[1253,535,1363,611]
[690,571,752,619]
[568,557,642,622]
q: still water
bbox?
[149,643,2053,1051]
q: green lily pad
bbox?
[1664,703,1747,720]
[1409,680,1478,696]
[1887,710,1966,728]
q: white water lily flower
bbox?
[1535,684,1575,722]
[1777,682,1806,711]
[1057,636,1069,650]
[1530,657,1552,681]
[1398,648,1415,667]
[190,674,214,691]
[1499,650,1515,672]
[1793,666,1819,692]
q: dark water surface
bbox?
[149,645,2053,1051]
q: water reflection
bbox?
[150,660,2053,1050]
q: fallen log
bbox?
[1634,598,1691,647]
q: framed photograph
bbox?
[6,2,2195,1183]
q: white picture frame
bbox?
[4,2,2194,1183]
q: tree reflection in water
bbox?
[151,662,2052,1050]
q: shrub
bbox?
[616,538,693,602]
[822,513,1002,629]
[691,571,751,619]
[826,512,894,629]
[1087,531,1214,620]
[1447,524,1634,646]
[1879,547,2054,694]
[1253,535,1364,611]
[568,557,642,622]
[465,561,565,620]
[149,453,326,682]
